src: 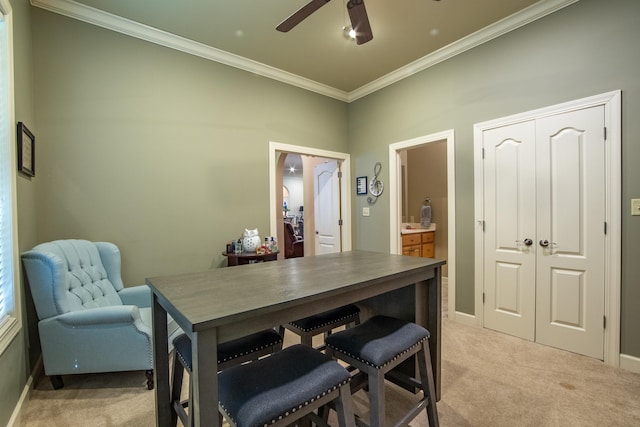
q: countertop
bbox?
[401,223,436,235]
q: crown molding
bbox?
[31,0,578,104]
[30,0,349,102]
[347,0,579,102]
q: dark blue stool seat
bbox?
[326,315,439,427]
[171,329,283,427]
[218,344,355,427]
[282,304,361,351]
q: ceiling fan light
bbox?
[342,26,356,40]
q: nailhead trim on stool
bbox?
[288,304,361,332]
[283,304,360,351]
[325,315,439,427]
[218,344,355,427]
[171,329,283,427]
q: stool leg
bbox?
[418,341,439,427]
[335,384,356,427]
[170,351,183,427]
[368,368,386,427]
[301,331,313,348]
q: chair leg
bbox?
[50,375,64,390]
[145,370,154,390]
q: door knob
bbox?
[515,238,533,246]
[539,239,550,247]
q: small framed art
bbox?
[356,176,367,195]
[17,122,35,177]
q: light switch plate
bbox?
[632,199,640,216]
[362,207,370,217]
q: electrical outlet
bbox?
[362,207,370,217]
[632,199,640,216]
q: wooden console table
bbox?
[147,250,444,427]
[222,251,279,266]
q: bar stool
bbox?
[170,329,283,427]
[218,344,356,427]
[325,315,439,427]
[281,304,361,351]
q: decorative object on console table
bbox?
[241,228,261,253]
[17,122,35,177]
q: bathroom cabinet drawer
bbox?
[422,243,435,258]
[402,245,421,257]
[402,234,421,246]
[421,232,435,243]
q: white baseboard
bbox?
[620,353,640,374]
[452,310,477,326]
[7,357,43,427]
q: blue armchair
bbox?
[21,239,182,389]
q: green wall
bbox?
[30,9,349,284]
[348,0,640,355]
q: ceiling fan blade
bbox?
[276,0,332,32]
[347,0,373,45]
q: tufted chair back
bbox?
[25,239,124,320]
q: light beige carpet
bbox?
[14,293,640,426]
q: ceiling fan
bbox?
[276,0,373,45]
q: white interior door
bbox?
[314,160,341,255]
[482,121,537,340]
[482,105,605,359]
[535,107,605,359]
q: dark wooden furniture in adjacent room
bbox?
[223,251,279,266]
[284,221,304,258]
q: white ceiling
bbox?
[31,0,577,101]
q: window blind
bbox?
[0,7,17,344]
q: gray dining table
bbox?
[147,250,445,427]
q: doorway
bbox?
[389,130,456,320]
[473,91,621,366]
[269,142,352,258]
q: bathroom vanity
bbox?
[401,223,436,258]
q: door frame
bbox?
[473,90,622,366]
[269,142,352,254]
[389,129,457,321]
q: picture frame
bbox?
[17,122,35,177]
[356,176,367,195]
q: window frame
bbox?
[0,0,22,356]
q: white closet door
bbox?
[482,121,537,340]
[482,105,606,359]
[535,106,605,359]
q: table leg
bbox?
[427,266,442,401]
[415,266,441,401]
[152,294,171,427]
[191,328,220,427]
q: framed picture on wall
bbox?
[356,176,367,195]
[17,122,35,177]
